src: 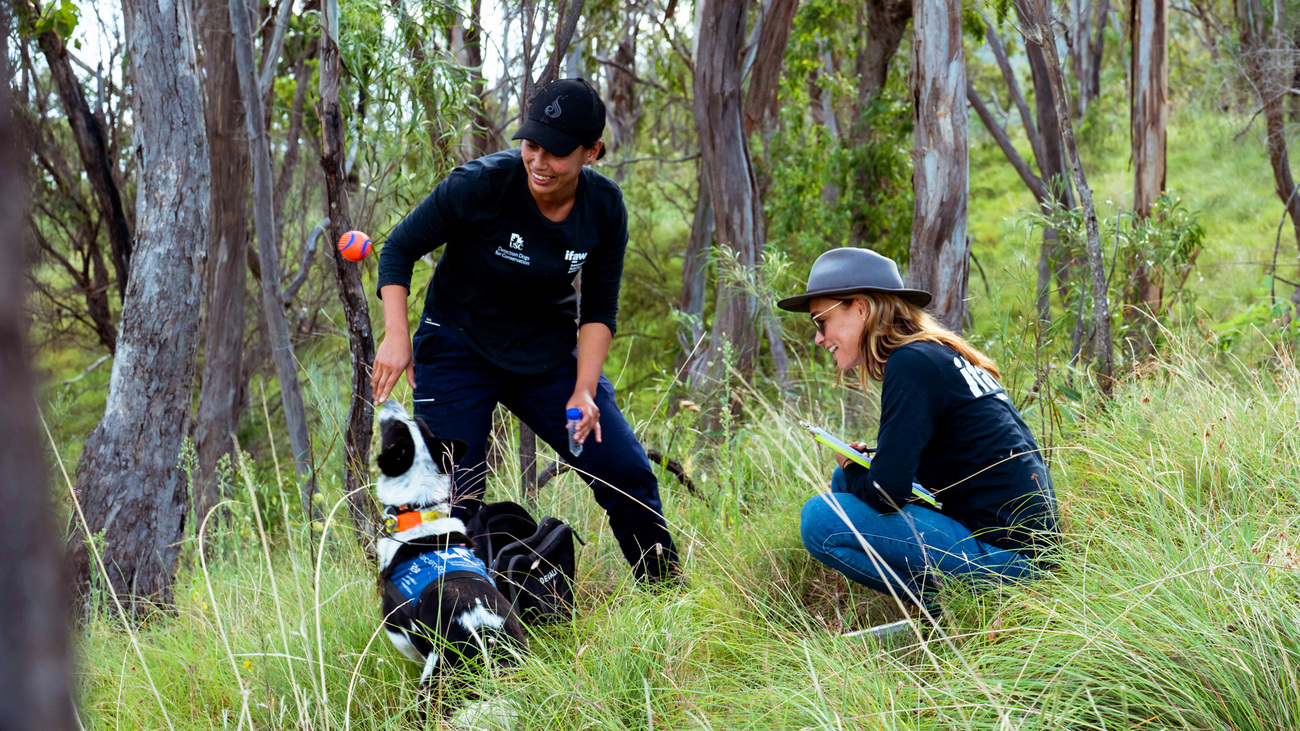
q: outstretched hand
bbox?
[371,336,415,403]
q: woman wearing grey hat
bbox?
[780,248,1058,614]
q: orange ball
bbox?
[337,230,372,262]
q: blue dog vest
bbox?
[388,546,494,603]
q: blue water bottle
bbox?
[566,407,584,457]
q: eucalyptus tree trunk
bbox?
[30,0,132,300]
[849,0,911,246]
[319,0,378,537]
[908,0,970,333]
[856,0,912,107]
[230,0,317,511]
[195,0,251,521]
[606,20,637,155]
[1129,0,1169,355]
[1016,0,1114,395]
[1070,0,1109,118]
[742,0,799,136]
[692,0,763,388]
[70,0,211,606]
[0,12,75,723]
[744,0,799,393]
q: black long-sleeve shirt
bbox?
[840,341,1059,553]
[377,149,629,374]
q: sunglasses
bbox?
[810,300,846,335]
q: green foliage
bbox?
[35,3,1300,726]
[1020,192,1207,355]
[23,0,81,43]
[1212,299,1300,352]
[762,0,913,265]
[72,327,1300,729]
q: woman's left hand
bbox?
[566,389,602,444]
[834,442,870,470]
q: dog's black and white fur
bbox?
[374,399,526,689]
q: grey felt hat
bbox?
[776,247,932,312]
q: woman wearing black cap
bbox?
[779,248,1058,614]
[371,79,679,582]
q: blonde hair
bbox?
[842,293,1000,390]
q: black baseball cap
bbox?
[512,78,607,159]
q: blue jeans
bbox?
[800,468,1038,611]
[410,314,678,581]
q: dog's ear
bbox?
[376,420,416,477]
[429,437,468,474]
[414,417,467,474]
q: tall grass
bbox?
[69,321,1300,730]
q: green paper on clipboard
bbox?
[799,421,943,510]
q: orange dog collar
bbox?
[384,509,444,533]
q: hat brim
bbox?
[776,286,933,313]
[511,119,583,157]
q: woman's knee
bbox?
[801,494,855,556]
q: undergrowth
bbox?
[66,324,1300,730]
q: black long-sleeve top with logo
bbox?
[839,341,1059,554]
[377,149,628,374]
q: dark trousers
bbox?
[411,314,678,580]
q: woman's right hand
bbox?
[371,335,415,403]
[373,284,415,403]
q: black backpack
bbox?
[466,501,582,625]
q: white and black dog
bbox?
[374,399,526,692]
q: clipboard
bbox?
[799,421,942,509]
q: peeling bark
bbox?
[195,0,252,520]
[908,0,970,333]
[692,0,763,387]
[71,0,212,606]
[1128,0,1169,354]
[742,0,799,136]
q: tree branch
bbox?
[967,80,1050,202]
[982,10,1046,173]
[601,152,699,169]
[533,0,585,98]
[283,218,328,305]
[593,54,670,92]
[258,0,296,103]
